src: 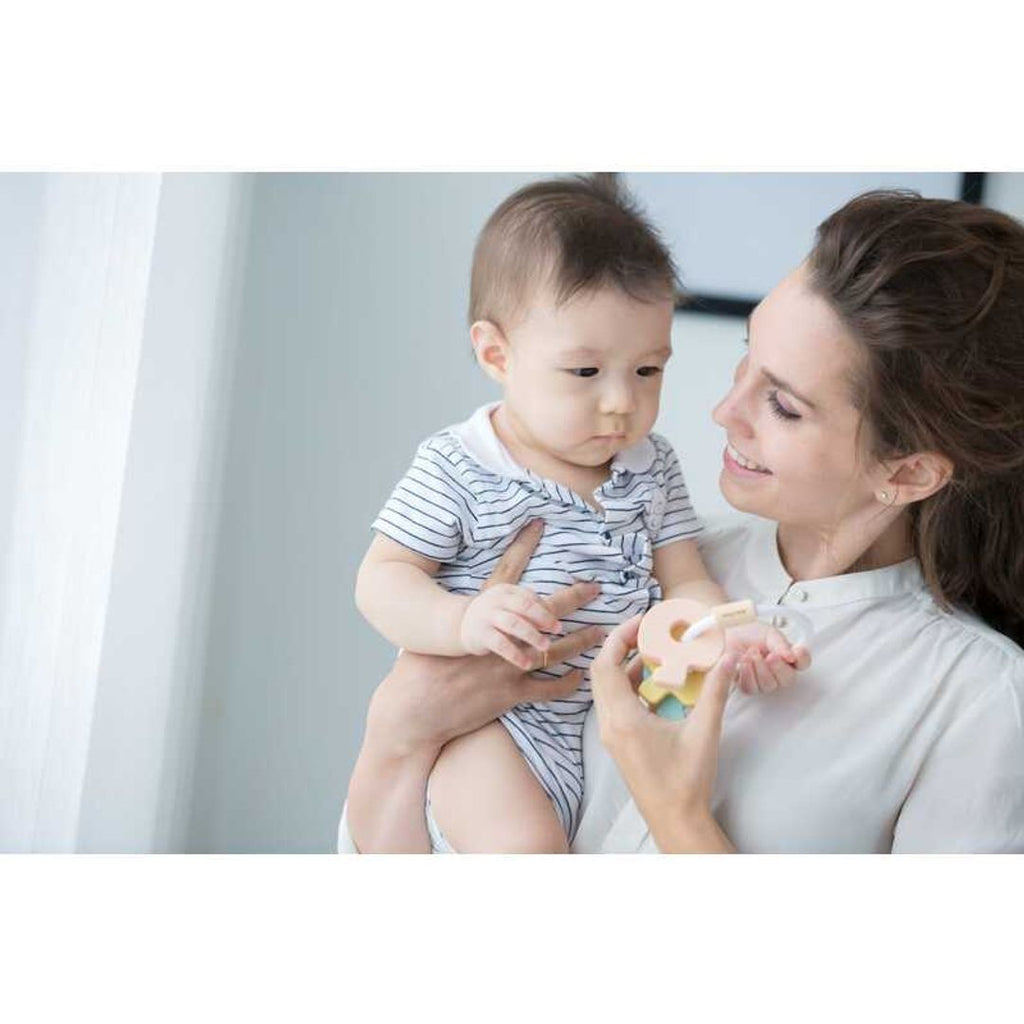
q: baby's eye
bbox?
[568,367,599,378]
[637,366,663,377]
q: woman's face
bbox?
[712,263,885,530]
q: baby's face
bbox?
[502,285,674,468]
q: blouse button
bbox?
[792,588,808,602]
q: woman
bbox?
[341,190,1024,853]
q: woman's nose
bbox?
[712,384,752,436]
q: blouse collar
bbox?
[741,514,926,608]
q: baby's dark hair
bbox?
[468,174,678,329]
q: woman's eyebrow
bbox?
[745,315,818,410]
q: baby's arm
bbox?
[356,533,559,667]
[653,537,728,607]
[356,534,472,655]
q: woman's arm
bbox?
[347,521,603,852]
[589,614,742,853]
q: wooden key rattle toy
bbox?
[637,597,814,720]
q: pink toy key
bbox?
[638,598,725,689]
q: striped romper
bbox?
[372,402,702,843]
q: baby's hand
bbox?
[724,622,810,696]
[459,583,562,671]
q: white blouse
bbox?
[339,515,1024,853]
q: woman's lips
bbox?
[723,442,772,477]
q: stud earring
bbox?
[878,489,895,506]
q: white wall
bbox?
[0,176,47,635]
[76,175,251,852]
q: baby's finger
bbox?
[495,611,550,653]
[513,592,561,635]
[763,626,796,659]
[764,652,796,689]
[488,631,534,672]
[748,651,778,694]
[737,658,757,695]
[791,644,812,671]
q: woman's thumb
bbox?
[689,651,738,736]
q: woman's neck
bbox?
[776,511,914,581]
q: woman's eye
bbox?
[768,390,801,421]
[568,367,599,378]
[637,366,662,377]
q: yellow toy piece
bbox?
[637,666,707,711]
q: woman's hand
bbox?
[347,519,603,852]
[590,614,740,853]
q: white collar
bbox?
[446,402,657,481]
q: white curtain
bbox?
[0,173,249,852]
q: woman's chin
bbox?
[719,470,773,516]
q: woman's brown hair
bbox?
[809,189,1024,649]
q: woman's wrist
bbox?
[649,806,735,854]
[346,725,441,853]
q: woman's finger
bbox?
[520,668,585,705]
[592,614,642,669]
[626,653,645,686]
[687,651,739,746]
[482,519,544,590]
[545,624,604,667]
[591,615,644,715]
[544,580,602,619]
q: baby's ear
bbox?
[470,320,510,383]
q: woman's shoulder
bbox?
[926,599,1024,680]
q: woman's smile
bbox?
[724,441,772,476]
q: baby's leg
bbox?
[428,720,569,853]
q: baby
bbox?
[356,175,796,853]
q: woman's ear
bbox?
[470,320,510,384]
[882,451,954,506]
